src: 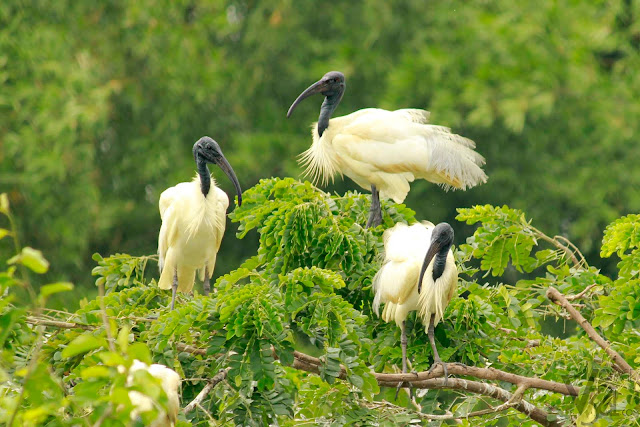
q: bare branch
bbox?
[26,316,94,330]
[364,383,532,421]
[26,317,581,396]
[565,284,598,301]
[375,362,578,396]
[531,226,582,268]
[547,287,639,382]
[377,377,560,426]
[183,368,230,414]
[555,235,588,267]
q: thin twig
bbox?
[555,235,588,267]
[495,327,540,347]
[547,287,639,382]
[183,368,230,414]
[565,284,598,301]
[92,406,112,427]
[533,228,582,268]
[26,316,94,330]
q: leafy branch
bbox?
[547,287,640,382]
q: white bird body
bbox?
[157,136,242,310]
[299,108,487,204]
[373,221,458,385]
[158,176,229,293]
[127,360,181,426]
[373,221,457,330]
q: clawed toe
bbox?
[394,382,405,400]
[428,361,449,385]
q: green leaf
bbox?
[0,228,9,240]
[61,334,104,358]
[81,365,111,379]
[117,325,130,352]
[8,247,50,274]
[40,282,74,298]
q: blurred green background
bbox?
[2,0,639,308]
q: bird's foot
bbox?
[428,360,449,386]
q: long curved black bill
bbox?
[216,155,243,207]
[417,242,441,294]
[286,79,328,118]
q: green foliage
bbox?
[5,0,640,309]
[594,215,640,336]
[3,180,640,426]
[458,205,542,275]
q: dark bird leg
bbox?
[427,314,448,385]
[203,268,211,296]
[395,321,410,399]
[366,184,382,228]
[170,270,178,311]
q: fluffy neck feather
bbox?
[298,123,340,186]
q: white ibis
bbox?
[158,136,242,310]
[287,71,487,227]
[126,360,181,426]
[373,221,458,392]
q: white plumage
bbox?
[287,71,487,227]
[301,108,487,203]
[126,360,181,426]
[158,177,229,293]
[157,136,242,309]
[373,221,458,383]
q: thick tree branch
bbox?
[379,377,558,426]
[375,363,579,396]
[365,383,531,421]
[178,343,559,425]
[26,317,581,397]
[547,287,639,381]
[27,316,572,426]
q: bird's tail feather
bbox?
[420,126,488,191]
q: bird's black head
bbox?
[430,223,454,249]
[317,71,346,98]
[286,71,346,136]
[193,136,243,206]
[193,136,223,163]
[418,223,455,293]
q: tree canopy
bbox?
[2,0,640,299]
[2,0,640,425]
[2,180,640,425]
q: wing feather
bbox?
[333,110,487,196]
